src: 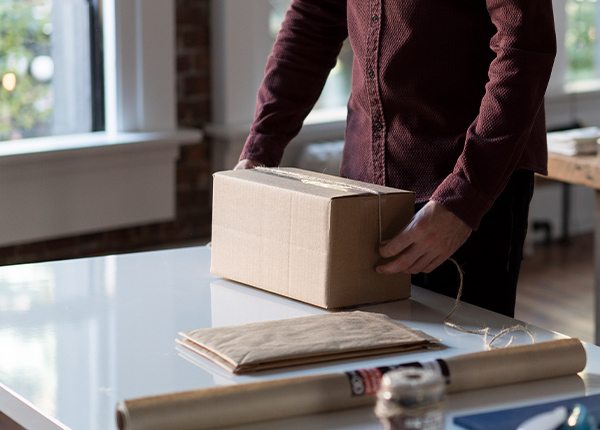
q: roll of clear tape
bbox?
[375,366,446,429]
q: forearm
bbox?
[241,0,348,166]
[431,0,556,230]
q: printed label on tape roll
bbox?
[345,361,449,397]
[346,368,384,396]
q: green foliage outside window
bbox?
[566,0,598,83]
[0,1,52,141]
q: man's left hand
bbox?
[376,201,472,275]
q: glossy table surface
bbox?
[1,245,599,430]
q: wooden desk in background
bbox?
[546,152,600,344]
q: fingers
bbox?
[234,159,265,170]
[379,219,417,259]
[377,232,455,275]
[376,244,420,274]
[376,200,471,276]
[377,225,436,274]
[377,214,433,274]
[376,247,445,275]
[379,237,410,259]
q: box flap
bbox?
[213,168,413,201]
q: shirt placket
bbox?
[365,0,385,186]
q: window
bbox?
[564,0,599,91]
[0,0,102,142]
[268,0,352,113]
[544,0,600,128]
[0,1,188,247]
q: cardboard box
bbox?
[210,168,415,309]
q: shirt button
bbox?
[372,14,379,23]
[368,70,375,78]
[374,122,383,131]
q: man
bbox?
[236,0,556,317]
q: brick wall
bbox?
[0,0,213,266]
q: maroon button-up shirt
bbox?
[240,0,556,230]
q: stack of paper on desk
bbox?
[547,126,600,155]
[176,311,439,373]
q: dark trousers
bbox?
[412,169,535,317]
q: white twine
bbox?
[444,258,535,349]
[254,167,380,195]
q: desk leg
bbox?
[561,183,571,242]
[593,190,600,345]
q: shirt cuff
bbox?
[430,173,495,231]
[239,132,288,167]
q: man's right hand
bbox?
[234,159,264,170]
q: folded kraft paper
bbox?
[117,338,586,430]
[176,311,440,373]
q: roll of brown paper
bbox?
[116,338,586,430]
[443,337,586,393]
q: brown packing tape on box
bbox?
[116,338,586,430]
[176,311,440,373]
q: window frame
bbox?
[0,0,179,143]
[88,0,105,132]
[0,0,198,247]
[103,0,177,134]
[546,0,600,129]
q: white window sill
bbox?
[207,108,346,172]
[0,129,202,247]
[564,78,600,95]
[0,129,202,164]
[545,86,600,130]
[304,107,347,125]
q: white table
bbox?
[0,245,599,430]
